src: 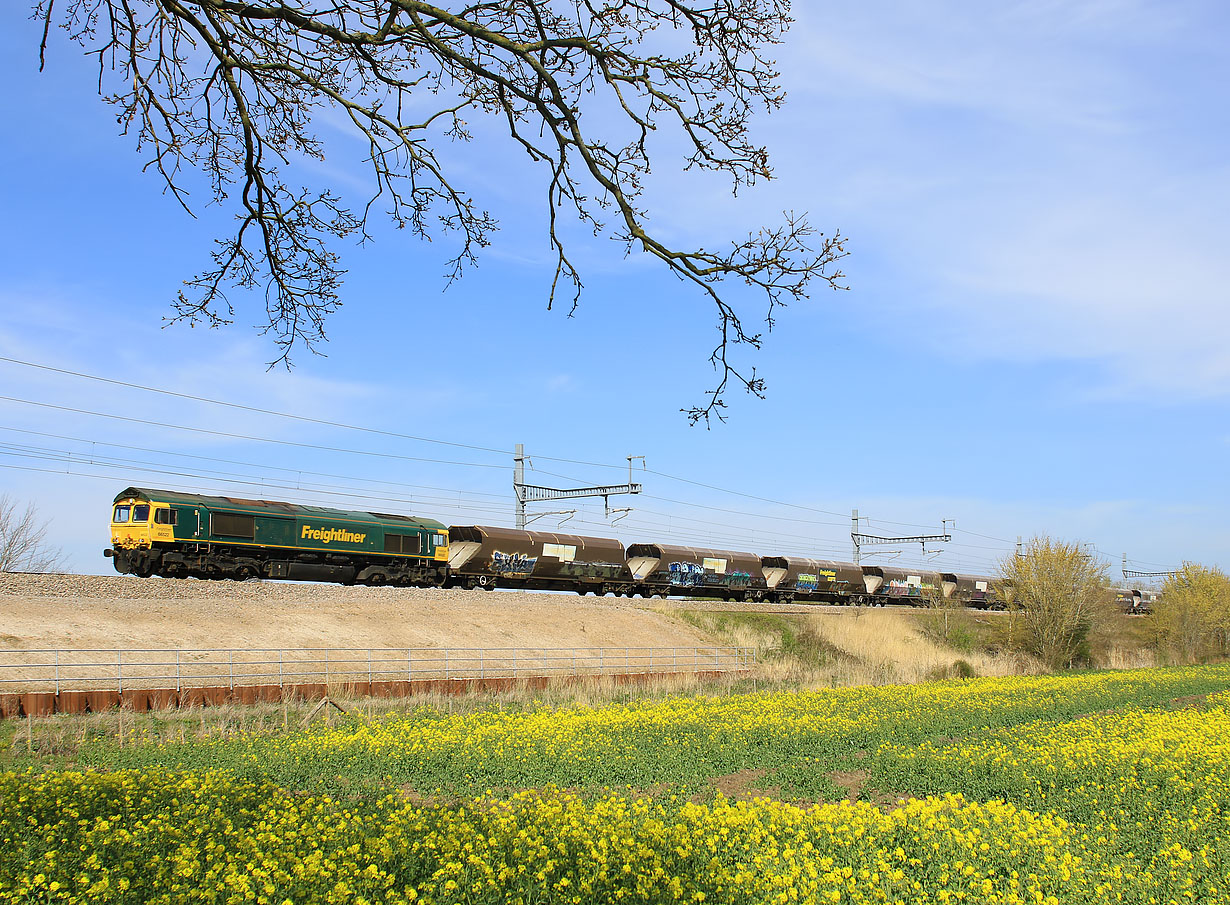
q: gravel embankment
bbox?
[0,571,488,603]
[0,571,795,656]
[0,571,822,613]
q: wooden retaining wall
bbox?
[0,670,745,718]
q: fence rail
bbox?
[0,647,756,693]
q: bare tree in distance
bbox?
[35,0,849,424]
[998,536,1110,669]
[0,494,65,573]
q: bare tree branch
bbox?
[36,0,848,420]
[0,494,65,573]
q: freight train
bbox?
[105,486,1005,607]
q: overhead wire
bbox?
[0,396,506,470]
[0,447,509,516]
[2,357,1016,574]
[0,356,509,456]
[0,426,510,501]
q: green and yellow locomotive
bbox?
[105,487,448,586]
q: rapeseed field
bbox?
[3,665,1230,903]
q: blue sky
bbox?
[0,0,1225,580]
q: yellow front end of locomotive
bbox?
[110,496,173,549]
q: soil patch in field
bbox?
[710,768,771,801]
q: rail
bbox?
[0,647,757,693]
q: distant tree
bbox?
[1153,563,1230,663]
[35,0,849,423]
[0,494,64,573]
[998,536,1110,669]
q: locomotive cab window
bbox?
[113,505,131,523]
[384,533,422,555]
[211,512,255,539]
[132,505,150,523]
[154,508,178,526]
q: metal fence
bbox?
[0,647,757,693]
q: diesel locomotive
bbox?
[105,486,1004,607]
[106,487,449,586]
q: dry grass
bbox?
[801,610,1036,685]
[680,608,1041,689]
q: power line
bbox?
[959,527,1014,543]
[0,356,509,456]
[646,468,849,518]
[0,426,510,501]
[3,357,1022,551]
[527,463,849,529]
[0,455,514,519]
[1,358,1024,567]
[1,454,1003,574]
[0,396,506,470]
[0,443,512,518]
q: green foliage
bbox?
[999,535,1111,668]
[679,610,848,669]
[74,666,1230,799]
[6,666,1230,903]
[1155,563,1230,663]
[867,691,1230,887]
[918,610,984,654]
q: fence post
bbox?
[117,650,123,693]
[229,650,234,690]
[480,649,484,679]
[368,648,373,684]
[176,649,181,693]
[445,649,449,680]
[513,650,517,679]
[279,650,284,688]
[408,650,413,682]
[325,649,330,684]
[54,650,60,695]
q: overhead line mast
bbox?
[513,443,643,529]
[1122,554,1177,581]
[852,509,952,566]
